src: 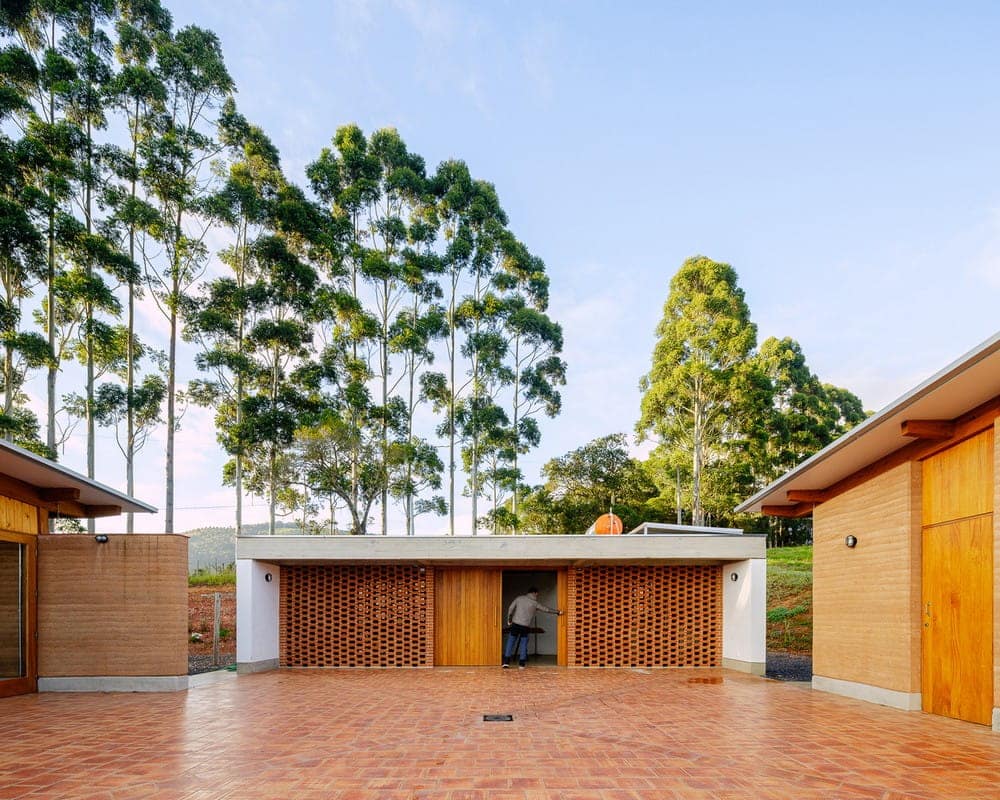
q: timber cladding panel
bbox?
[37,534,188,677]
[568,565,722,667]
[280,565,433,667]
[0,496,40,535]
[812,461,921,693]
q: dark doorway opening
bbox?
[501,570,559,665]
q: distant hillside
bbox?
[186,522,303,572]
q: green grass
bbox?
[766,545,812,654]
[188,564,236,587]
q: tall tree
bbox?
[502,289,565,533]
[637,256,757,526]
[188,100,281,537]
[4,1,85,455]
[143,24,232,532]
[105,0,169,531]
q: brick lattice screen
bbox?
[280,565,433,667]
[569,565,722,667]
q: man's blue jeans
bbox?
[504,623,530,665]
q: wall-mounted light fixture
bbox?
[845,535,858,548]
[730,572,739,582]
[264,572,273,582]
[94,534,109,544]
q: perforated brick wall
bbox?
[280,565,434,667]
[568,565,722,667]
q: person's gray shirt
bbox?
[508,593,557,626]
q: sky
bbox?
[43,0,1000,534]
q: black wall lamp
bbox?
[95,534,109,544]
[730,572,739,582]
[264,572,273,582]
[845,535,858,548]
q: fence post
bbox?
[213,591,221,667]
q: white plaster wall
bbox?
[236,559,279,667]
[722,558,766,667]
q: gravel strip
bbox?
[766,651,812,682]
[188,654,236,675]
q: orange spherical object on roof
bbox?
[592,513,623,535]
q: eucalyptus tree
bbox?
[104,0,169,530]
[307,126,438,534]
[388,242,447,534]
[0,131,51,451]
[306,125,379,524]
[142,24,232,532]
[60,1,119,505]
[361,128,428,534]
[424,162,517,534]
[499,262,564,533]
[637,256,758,527]
[3,1,86,453]
[187,100,282,537]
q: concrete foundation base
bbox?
[38,675,188,693]
[812,674,921,711]
[722,657,765,676]
[237,658,279,675]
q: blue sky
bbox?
[75,0,1000,533]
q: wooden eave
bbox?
[738,331,1000,517]
[0,440,154,518]
[758,394,1000,518]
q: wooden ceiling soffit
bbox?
[38,487,81,502]
[83,504,122,518]
[0,474,123,518]
[761,504,813,518]
[785,489,828,503]
[900,420,955,440]
[763,393,1000,517]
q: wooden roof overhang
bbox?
[237,530,766,567]
[737,330,1000,518]
[0,439,156,518]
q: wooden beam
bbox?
[0,473,43,507]
[761,504,814,518]
[83,504,122,518]
[786,489,829,503]
[901,420,955,440]
[38,487,81,502]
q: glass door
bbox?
[0,532,35,697]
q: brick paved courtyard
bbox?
[2,668,999,798]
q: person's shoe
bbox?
[518,664,526,669]
[501,663,509,669]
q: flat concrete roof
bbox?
[737,329,1000,514]
[0,438,156,516]
[237,532,766,565]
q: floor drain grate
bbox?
[483,714,513,722]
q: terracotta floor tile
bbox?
[1,669,1000,798]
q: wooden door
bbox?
[921,517,993,724]
[434,568,502,666]
[0,531,37,698]
[921,429,994,725]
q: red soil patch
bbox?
[188,585,236,657]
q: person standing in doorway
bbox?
[503,587,563,669]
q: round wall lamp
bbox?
[730,572,739,582]
[94,534,109,544]
[264,572,273,582]
[845,535,858,548]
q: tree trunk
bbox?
[692,378,704,527]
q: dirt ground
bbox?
[188,585,236,660]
